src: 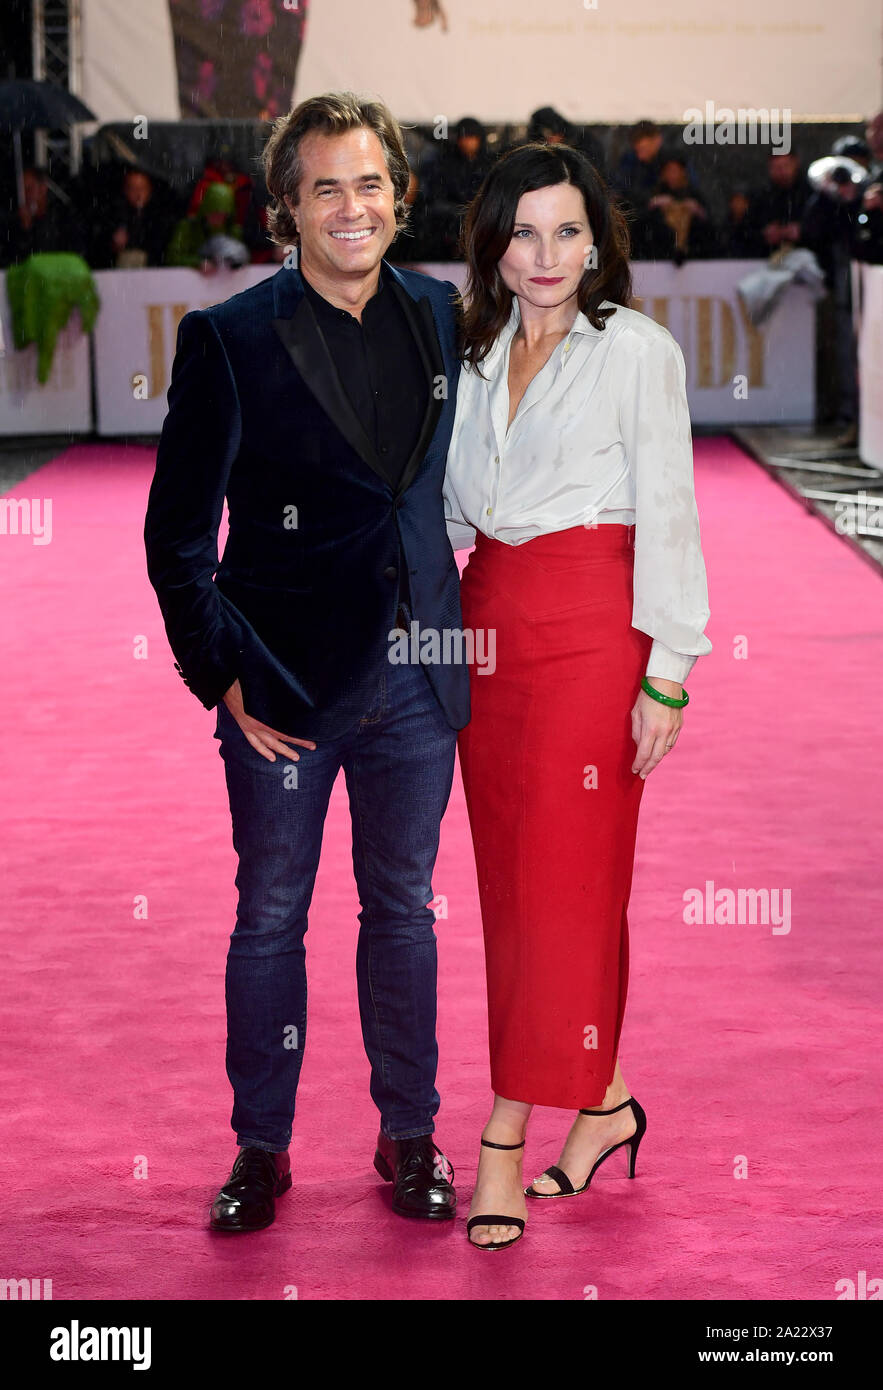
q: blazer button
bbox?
[383,565,397,580]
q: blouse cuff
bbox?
[645,639,697,686]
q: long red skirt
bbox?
[457,522,652,1109]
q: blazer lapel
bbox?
[272,291,385,483]
[387,277,446,498]
[271,262,448,496]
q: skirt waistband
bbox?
[473,523,635,555]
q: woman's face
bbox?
[498,181,592,311]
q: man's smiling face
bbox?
[285,126,398,283]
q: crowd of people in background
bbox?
[3,108,883,276]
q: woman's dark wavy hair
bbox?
[460,142,633,371]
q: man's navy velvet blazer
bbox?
[144,260,471,740]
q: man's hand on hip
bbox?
[222,680,317,763]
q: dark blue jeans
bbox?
[212,647,457,1153]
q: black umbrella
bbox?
[0,80,97,211]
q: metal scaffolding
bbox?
[31,0,84,177]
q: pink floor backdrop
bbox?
[1,438,880,1300]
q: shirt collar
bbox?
[483,293,614,372]
[300,262,387,319]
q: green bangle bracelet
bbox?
[641,676,689,708]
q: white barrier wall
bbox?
[91,266,277,435]
[631,260,817,425]
[0,273,92,436]
[91,260,817,433]
[858,264,883,469]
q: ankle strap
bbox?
[579,1098,633,1116]
[480,1138,525,1150]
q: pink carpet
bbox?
[1,438,880,1300]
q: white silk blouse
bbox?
[443,295,712,684]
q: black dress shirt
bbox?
[300,265,429,613]
[300,265,428,491]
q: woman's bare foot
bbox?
[468,1135,528,1247]
[468,1097,531,1247]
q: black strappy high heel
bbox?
[466,1138,526,1250]
[524,1097,647,1199]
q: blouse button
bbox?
[494,455,500,464]
[486,507,493,515]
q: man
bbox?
[853,112,883,265]
[524,106,606,178]
[0,167,85,267]
[801,146,866,445]
[610,120,666,216]
[423,117,492,258]
[630,151,717,264]
[144,92,469,1232]
[91,166,177,269]
[745,150,810,253]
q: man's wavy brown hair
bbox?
[460,142,633,371]
[262,91,411,248]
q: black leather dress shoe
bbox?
[209,1146,292,1232]
[373,1132,456,1219]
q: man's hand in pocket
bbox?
[222,679,317,763]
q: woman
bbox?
[442,143,711,1250]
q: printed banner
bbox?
[79,2,880,126]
